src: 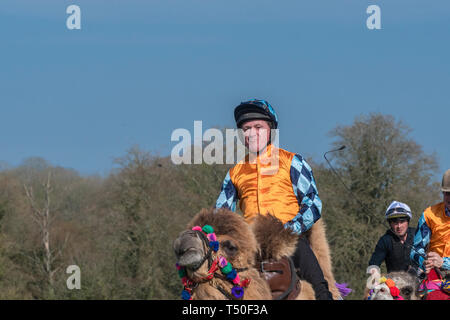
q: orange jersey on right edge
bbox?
[424,202,450,258]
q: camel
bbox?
[365,266,419,300]
[173,207,342,300]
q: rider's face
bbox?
[444,192,450,210]
[389,218,409,238]
[241,120,271,154]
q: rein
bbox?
[176,225,251,300]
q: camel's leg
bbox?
[296,281,316,300]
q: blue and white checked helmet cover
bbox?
[234,99,279,129]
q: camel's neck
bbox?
[192,276,235,300]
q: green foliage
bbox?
[0,114,442,300]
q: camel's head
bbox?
[173,208,259,279]
[366,266,418,300]
[173,228,209,271]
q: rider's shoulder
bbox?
[382,230,396,242]
[426,202,444,213]
[288,151,315,171]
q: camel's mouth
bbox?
[173,231,207,270]
[177,247,204,269]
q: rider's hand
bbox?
[424,252,443,273]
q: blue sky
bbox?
[0,0,449,178]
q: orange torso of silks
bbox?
[228,144,299,225]
[424,202,450,257]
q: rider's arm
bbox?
[284,154,322,235]
[410,212,430,270]
[215,170,237,212]
[443,257,450,270]
[368,236,389,267]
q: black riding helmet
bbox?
[234,99,279,129]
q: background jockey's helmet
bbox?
[442,169,450,192]
[234,99,279,129]
[385,201,412,221]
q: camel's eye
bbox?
[379,287,386,293]
[401,286,412,297]
[221,240,238,257]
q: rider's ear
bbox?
[221,240,238,258]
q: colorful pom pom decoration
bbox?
[221,262,233,274]
[181,289,192,300]
[389,286,400,298]
[231,286,244,299]
[218,256,228,268]
[207,233,217,242]
[385,278,395,288]
[209,241,219,252]
[202,225,214,234]
[226,268,237,280]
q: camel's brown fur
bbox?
[252,214,298,260]
[176,208,340,300]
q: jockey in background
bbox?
[411,169,450,299]
[411,169,450,274]
[368,201,416,275]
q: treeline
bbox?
[0,113,441,299]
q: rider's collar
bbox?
[246,143,273,162]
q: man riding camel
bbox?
[215,99,333,300]
[368,201,416,274]
[410,169,450,298]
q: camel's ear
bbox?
[366,265,381,289]
[221,240,238,258]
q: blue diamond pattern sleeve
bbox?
[215,170,237,212]
[284,154,322,235]
[410,213,430,270]
[444,257,450,270]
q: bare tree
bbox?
[23,171,65,287]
